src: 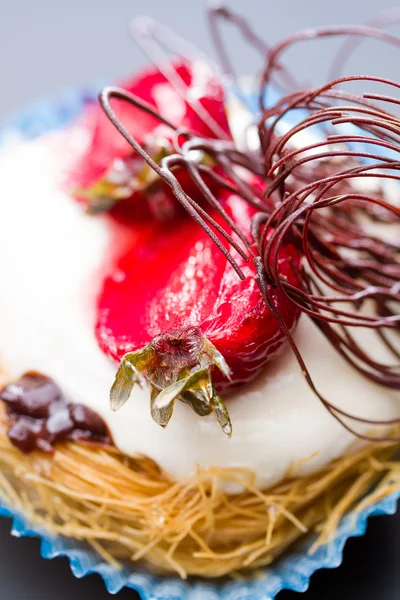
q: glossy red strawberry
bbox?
[71,59,231,222]
[98,188,300,435]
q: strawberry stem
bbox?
[76,149,170,214]
[109,328,233,436]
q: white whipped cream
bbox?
[0,131,398,490]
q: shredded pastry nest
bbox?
[0,417,398,579]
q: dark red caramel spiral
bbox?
[94,13,400,439]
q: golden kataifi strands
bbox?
[0,416,398,579]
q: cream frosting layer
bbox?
[0,130,398,490]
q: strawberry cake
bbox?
[0,7,399,579]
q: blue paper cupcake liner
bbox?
[1,490,399,598]
[0,86,399,599]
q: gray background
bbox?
[0,0,399,598]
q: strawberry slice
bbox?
[70,59,231,221]
[98,190,300,435]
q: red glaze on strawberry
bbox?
[70,62,301,435]
[70,59,231,222]
[98,189,300,435]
